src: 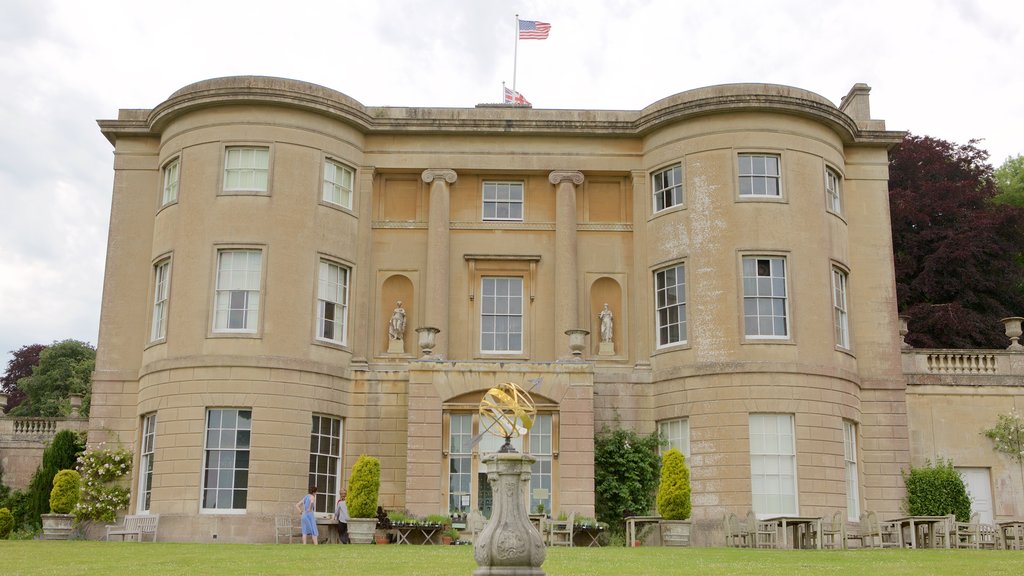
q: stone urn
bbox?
[348,517,378,544]
[415,326,441,358]
[474,452,546,576]
[565,329,589,358]
[659,519,692,546]
[41,513,75,540]
[1002,317,1024,351]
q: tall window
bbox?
[832,267,850,349]
[742,257,788,338]
[655,265,687,347]
[825,167,842,214]
[738,153,781,197]
[448,414,473,514]
[530,414,553,515]
[317,259,349,344]
[653,164,683,212]
[162,158,180,206]
[749,413,797,516]
[223,146,269,192]
[481,277,523,353]
[308,415,343,514]
[137,413,157,513]
[202,408,252,511]
[658,418,690,458]
[151,259,170,342]
[323,159,354,208]
[482,181,524,221]
[213,249,262,333]
[843,420,860,521]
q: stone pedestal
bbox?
[598,341,615,356]
[474,452,546,576]
[388,337,405,354]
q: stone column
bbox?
[350,166,375,369]
[422,169,457,357]
[549,171,584,355]
[473,452,546,575]
[630,169,651,367]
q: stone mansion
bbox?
[84,76,1023,543]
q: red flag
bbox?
[518,20,551,40]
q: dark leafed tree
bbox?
[1,343,46,413]
[889,134,1024,348]
[11,339,95,417]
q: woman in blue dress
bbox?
[295,485,319,544]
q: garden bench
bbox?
[106,514,159,542]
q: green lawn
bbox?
[2,542,1022,575]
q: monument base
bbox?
[388,337,405,354]
[598,341,615,356]
[474,568,546,576]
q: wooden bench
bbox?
[106,514,159,542]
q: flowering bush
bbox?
[984,409,1024,463]
[74,446,132,523]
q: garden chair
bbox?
[820,510,846,549]
[746,510,779,549]
[547,512,575,546]
[723,512,745,547]
[274,516,300,544]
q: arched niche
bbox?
[589,277,623,355]
[381,274,414,353]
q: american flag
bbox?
[504,86,531,106]
[518,20,551,40]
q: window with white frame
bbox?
[213,249,262,333]
[137,413,157,513]
[316,259,349,344]
[833,267,850,349]
[151,259,170,342]
[529,414,553,515]
[738,153,781,197]
[655,264,687,347]
[323,159,354,209]
[162,158,180,206]
[658,418,690,458]
[843,420,860,521]
[825,167,842,214]
[446,412,552,519]
[448,414,473,514]
[482,181,524,221]
[202,408,251,511]
[742,257,788,338]
[749,413,797,516]
[481,277,523,353]
[308,415,343,514]
[653,164,683,212]
[223,146,269,193]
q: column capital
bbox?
[548,171,584,186]
[422,169,458,184]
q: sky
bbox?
[0,0,1022,369]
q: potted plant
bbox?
[41,469,81,540]
[346,455,381,544]
[441,526,460,545]
[656,448,692,546]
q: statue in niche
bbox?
[599,303,614,343]
[389,301,407,340]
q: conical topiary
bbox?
[656,448,691,520]
[49,469,81,514]
[347,455,381,518]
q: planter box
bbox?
[41,513,75,540]
[660,520,691,547]
[348,518,377,544]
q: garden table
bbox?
[763,516,822,549]
[574,524,604,547]
[315,517,341,544]
[997,521,1024,550]
[887,516,950,548]
[624,515,661,547]
[394,524,442,545]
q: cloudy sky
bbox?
[0,0,1021,368]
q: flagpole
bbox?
[513,14,519,94]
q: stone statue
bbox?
[388,301,406,341]
[599,304,614,343]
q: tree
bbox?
[983,409,1024,493]
[26,430,84,526]
[993,154,1024,207]
[1,343,46,413]
[593,426,660,536]
[889,134,1024,348]
[11,340,95,417]
[655,448,691,520]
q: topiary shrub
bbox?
[49,469,81,514]
[27,430,84,524]
[0,507,14,538]
[902,458,971,522]
[347,455,381,518]
[656,448,691,520]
